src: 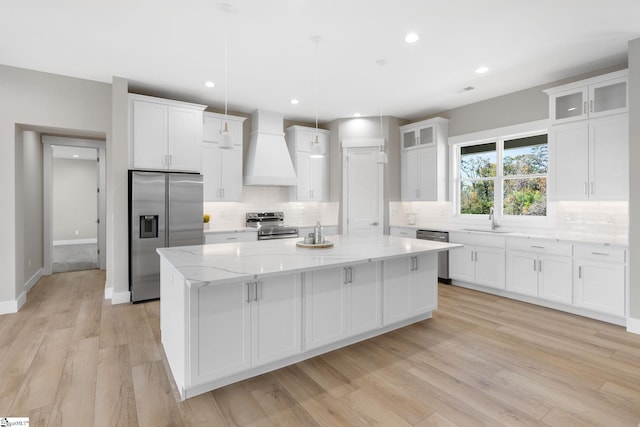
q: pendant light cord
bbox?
[224,6,229,120]
[314,37,319,140]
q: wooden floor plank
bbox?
[2,271,640,426]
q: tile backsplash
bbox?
[204,186,339,229]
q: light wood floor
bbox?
[2,270,640,426]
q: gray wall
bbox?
[423,65,627,137]
[52,158,97,241]
[0,64,110,307]
[629,38,640,323]
[22,130,43,283]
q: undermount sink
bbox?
[461,228,512,234]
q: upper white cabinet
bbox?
[549,110,628,201]
[286,126,330,201]
[129,94,205,172]
[202,112,246,202]
[399,117,448,201]
[544,70,628,125]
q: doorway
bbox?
[43,136,106,274]
[342,140,384,236]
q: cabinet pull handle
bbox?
[538,260,542,272]
[531,245,545,249]
[591,252,609,256]
[578,266,582,279]
[590,100,593,113]
[533,259,537,271]
[227,237,238,240]
[471,251,474,262]
[246,282,252,303]
[583,101,588,114]
[474,251,478,262]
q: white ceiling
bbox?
[2,1,639,123]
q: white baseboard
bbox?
[104,285,113,300]
[53,238,97,246]
[0,298,19,315]
[24,268,43,293]
[627,317,640,335]
[111,290,131,305]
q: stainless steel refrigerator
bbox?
[129,170,203,302]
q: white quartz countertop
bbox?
[390,224,628,247]
[157,234,461,288]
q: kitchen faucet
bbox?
[489,207,499,230]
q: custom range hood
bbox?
[244,109,297,186]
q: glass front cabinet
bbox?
[545,70,627,124]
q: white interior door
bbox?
[344,146,383,236]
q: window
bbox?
[456,130,548,218]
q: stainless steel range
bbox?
[246,212,299,240]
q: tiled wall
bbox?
[204,186,339,229]
[389,200,629,235]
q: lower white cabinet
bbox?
[449,233,506,289]
[204,231,257,244]
[574,244,626,316]
[194,275,301,383]
[506,239,573,304]
[383,254,437,325]
[305,262,380,350]
[389,226,417,238]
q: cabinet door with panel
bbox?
[506,250,539,296]
[305,267,347,350]
[474,246,506,289]
[449,245,476,284]
[194,281,251,383]
[286,126,330,202]
[346,263,381,335]
[251,276,302,367]
[449,233,506,289]
[383,254,437,325]
[550,114,628,201]
[130,95,205,172]
[574,245,626,316]
[538,254,573,304]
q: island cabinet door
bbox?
[346,262,382,336]
[382,257,413,325]
[411,253,438,315]
[193,282,251,383]
[305,267,347,350]
[251,275,302,367]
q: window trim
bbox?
[449,120,549,225]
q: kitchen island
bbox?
[157,234,460,400]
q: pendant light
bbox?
[309,36,324,159]
[376,59,388,165]
[220,4,233,149]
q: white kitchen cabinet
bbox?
[574,244,626,317]
[399,117,448,201]
[506,238,573,304]
[129,94,205,172]
[449,232,506,289]
[202,112,246,202]
[550,113,628,201]
[204,230,257,244]
[545,70,627,124]
[383,254,437,325]
[389,226,417,238]
[286,126,330,201]
[305,262,380,350]
[194,275,301,384]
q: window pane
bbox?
[460,143,496,179]
[503,178,547,216]
[460,181,494,214]
[503,135,548,176]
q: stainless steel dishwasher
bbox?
[416,230,450,283]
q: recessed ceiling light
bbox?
[475,66,489,74]
[72,154,80,158]
[405,32,419,43]
[290,99,299,105]
[353,113,361,117]
[204,81,215,88]
[405,33,419,44]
